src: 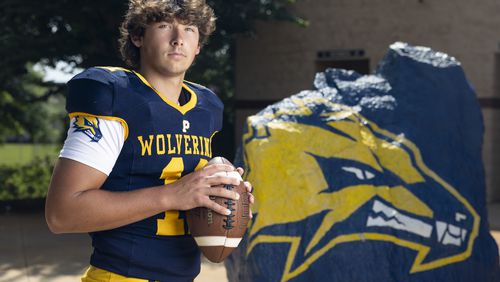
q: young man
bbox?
[45,0,253,281]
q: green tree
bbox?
[0,0,305,154]
[0,66,66,143]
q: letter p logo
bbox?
[183,120,190,133]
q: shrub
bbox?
[0,156,55,200]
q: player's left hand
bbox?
[236,167,254,219]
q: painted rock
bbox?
[227,42,500,282]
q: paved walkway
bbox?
[1,203,499,282]
[0,212,226,282]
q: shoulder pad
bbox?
[184,80,208,91]
[70,67,130,83]
[184,81,223,110]
[184,81,224,131]
[66,67,120,116]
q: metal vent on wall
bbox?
[316,49,370,75]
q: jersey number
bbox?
[156,157,208,236]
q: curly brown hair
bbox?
[119,0,216,69]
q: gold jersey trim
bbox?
[68,112,129,141]
[132,71,198,115]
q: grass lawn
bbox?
[0,143,60,165]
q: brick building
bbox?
[234,0,500,203]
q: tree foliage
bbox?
[0,66,66,143]
[0,156,55,200]
[0,0,304,149]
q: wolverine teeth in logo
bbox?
[73,116,103,142]
[243,96,479,282]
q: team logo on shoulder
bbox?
[73,116,103,142]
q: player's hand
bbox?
[164,163,241,215]
[236,167,254,219]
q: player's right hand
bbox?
[162,163,241,215]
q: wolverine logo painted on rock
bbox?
[242,96,479,282]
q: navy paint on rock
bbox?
[227,42,500,282]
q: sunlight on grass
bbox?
[0,144,59,165]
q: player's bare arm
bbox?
[45,1,256,279]
[46,158,241,234]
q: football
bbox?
[186,157,250,263]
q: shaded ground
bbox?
[0,204,499,281]
[0,212,226,282]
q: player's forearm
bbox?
[46,185,170,234]
[45,158,240,234]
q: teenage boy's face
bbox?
[134,19,201,77]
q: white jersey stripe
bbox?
[60,117,125,176]
[193,236,243,248]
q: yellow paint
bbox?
[303,185,434,255]
[243,99,480,280]
[377,186,433,218]
[245,122,432,241]
[368,121,481,271]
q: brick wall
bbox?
[234,0,500,202]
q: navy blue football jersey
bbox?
[66,66,224,281]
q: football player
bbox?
[45,0,254,281]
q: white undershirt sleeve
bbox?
[59,116,125,176]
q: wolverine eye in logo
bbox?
[73,116,103,142]
[243,97,479,282]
